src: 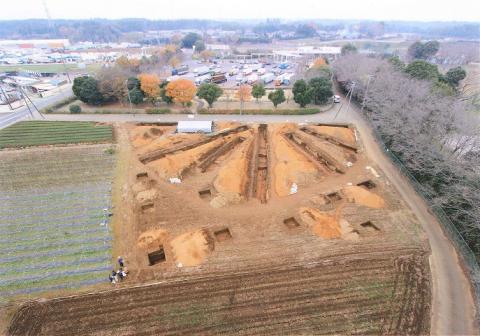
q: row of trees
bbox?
[74,70,334,109]
[388,56,467,95]
[333,54,480,260]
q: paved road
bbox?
[38,101,479,334]
[0,85,73,129]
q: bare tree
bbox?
[333,54,480,260]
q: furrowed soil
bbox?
[6,122,432,336]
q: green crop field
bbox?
[0,121,113,148]
[0,145,116,304]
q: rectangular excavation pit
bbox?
[325,192,342,203]
[357,180,376,190]
[198,188,212,200]
[136,172,148,179]
[283,217,300,229]
[360,221,380,232]
[213,228,233,242]
[141,202,154,211]
[148,246,166,265]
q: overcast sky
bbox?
[2,0,479,21]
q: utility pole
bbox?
[19,87,34,119]
[0,85,13,110]
[21,88,45,119]
[344,81,355,117]
[333,82,355,121]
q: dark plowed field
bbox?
[8,251,430,336]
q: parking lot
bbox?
[167,58,300,89]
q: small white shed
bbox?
[177,121,213,133]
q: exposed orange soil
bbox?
[169,229,214,267]
[213,136,253,195]
[137,132,204,156]
[299,207,342,239]
[148,138,225,179]
[342,185,385,209]
[215,121,242,131]
[311,126,356,146]
[271,125,318,197]
[135,188,157,203]
[130,126,175,148]
[137,229,168,249]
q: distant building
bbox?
[0,39,70,50]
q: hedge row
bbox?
[198,108,321,115]
[42,96,78,113]
[145,108,172,114]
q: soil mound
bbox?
[299,207,342,239]
[213,137,252,195]
[135,189,158,203]
[210,192,244,208]
[170,229,215,267]
[271,125,318,197]
[149,138,224,179]
[137,229,168,249]
[342,186,385,209]
[311,126,356,146]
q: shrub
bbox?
[145,108,171,114]
[69,104,82,113]
[41,96,77,113]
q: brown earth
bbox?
[270,124,318,197]
[309,125,356,146]
[170,229,215,267]
[342,185,386,209]
[5,122,432,335]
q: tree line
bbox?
[72,57,334,110]
[333,53,480,260]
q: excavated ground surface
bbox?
[8,122,432,336]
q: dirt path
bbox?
[342,103,478,335]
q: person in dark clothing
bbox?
[118,256,124,268]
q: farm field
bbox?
[0,121,113,149]
[6,121,432,335]
[0,144,116,304]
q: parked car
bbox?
[333,95,341,103]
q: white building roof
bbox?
[177,121,213,133]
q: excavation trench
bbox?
[300,126,358,152]
[139,125,249,164]
[247,124,269,203]
[197,136,245,172]
[283,131,346,174]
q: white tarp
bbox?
[177,121,212,133]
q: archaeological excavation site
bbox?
[8,121,432,336]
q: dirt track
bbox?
[40,108,479,334]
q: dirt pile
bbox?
[148,138,225,179]
[271,125,318,197]
[170,229,215,267]
[130,126,175,148]
[138,133,204,156]
[137,229,168,249]
[311,126,356,146]
[212,137,253,203]
[299,207,342,239]
[342,186,385,209]
[135,189,157,203]
[215,121,242,131]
